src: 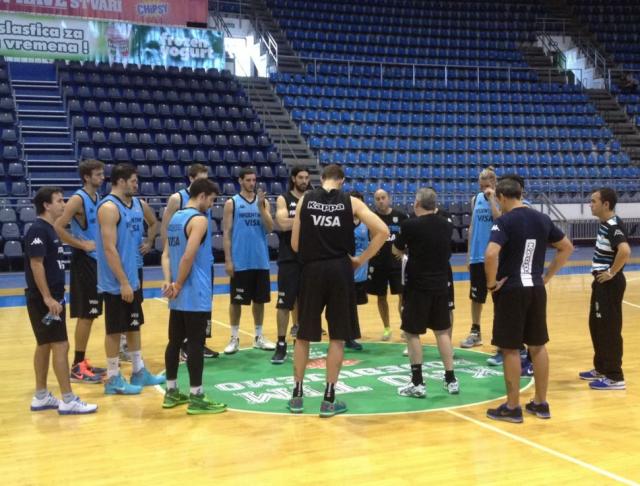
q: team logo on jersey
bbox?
[89,308,99,315]
[614,229,624,237]
[392,217,398,223]
[30,238,43,246]
[311,215,341,227]
[491,224,500,231]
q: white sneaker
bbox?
[58,396,98,415]
[254,335,276,351]
[398,383,426,398]
[444,379,460,395]
[30,391,59,411]
[224,337,240,355]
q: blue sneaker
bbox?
[525,400,551,419]
[579,369,605,381]
[521,359,534,376]
[104,373,142,395]
[345,340,363,351]
[287,396,304,414]
[319,400,347,418]
[486,403,523,423]
[130,368,166,387]
[589,378,626,390]
[487,352,503,366]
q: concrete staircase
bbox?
[519,44,568,84]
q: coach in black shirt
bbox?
[484,179,573,423]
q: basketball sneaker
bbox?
[85,360,107,376]
[254,335,276,351]
[203,346,219,358]
[382,328,392,341]
[444,379,460,395]
[486,403,523,423]
[487,352,503,366]
[224,337,240,354]
[460,332,482,348]
[589,378,626,390]
[30,391,59,411]
[345,339,363,351]
[525,400,551,419]
[70,360,103,384]
[271,342,287,364]
[183,344,219,360]
[163,388,190,409]
[58,397,98,415]
[287,396,304,414]
[104,373,142,395]
[579,369,605,381]
[319,399,347,418]
[398,383,426,398]
[131,368,166,387]
[187,393,227,415]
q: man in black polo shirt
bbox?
[579,187,631,390]
[392,188,459,398]
[484,179,573,423]
[26,187,97,415]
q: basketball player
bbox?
[287,164,388,417]
[461,167,501,348]
[54,159,105,384]
[26,186,97,414]
[160,164,219,360]
[222,167,275,354]
[348,191,368,351]
[96,163,165,394]
[393,188,459,398]
[580,188,631,390]
[368,189,407,340]
[162,178,227,414]
[272,166,310,364]
[485,178,573,423]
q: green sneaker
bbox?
[163,388,189,409]
[319,399,347,418]
[187,393,227,415]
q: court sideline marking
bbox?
[445,409,639,485]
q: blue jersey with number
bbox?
[469,192,495,263]
[353,222,369,283]
[96,195,141,294]
[128,198,144,269]
[231,194,269,271]
[70,189,99,260]
[167,207,213,312]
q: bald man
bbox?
[368,189,408,340]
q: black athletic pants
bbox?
[589,272,626,381]
[165,310,208,387]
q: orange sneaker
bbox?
[70,360,102,384]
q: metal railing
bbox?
[537,32,567,71]
[254,16,279,68]
[208,0,253,18]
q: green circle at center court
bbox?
[169,343,532,415]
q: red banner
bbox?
[0,0,208,27]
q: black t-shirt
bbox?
[592,215,627,273]
[299,187,354,263]
[393,213,452,292]
[370,208,408,269]
[277,191,300,263]
[489,206,565,290]
[24,218,66,295]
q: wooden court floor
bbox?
[0,271,638,485]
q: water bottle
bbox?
[41,312,62,326]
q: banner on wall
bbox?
[0,12,225,69]
[0,0,208,27]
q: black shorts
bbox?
[103,290,145,335]
[355,281,368,305]
[276,261,302,310]
[469,263,488,304]
[367,264,403,296]
[138,267,144,303]
[69,251,103,319]
[230,269,271,305]
[26,289,68,345]
[298,256,360,342]
[447,264,455,310]
[491,286,548,349]
[401,287,451,334]
[169,309,210,347]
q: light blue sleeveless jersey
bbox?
[469,192,495,264]
[128,198,144,269]
[231,194,269,271]
[70,189,99,259]
[354,222,369,283]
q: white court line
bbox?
[623,300,640,309]
[445,409,639,485]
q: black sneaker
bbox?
[525,400,551,419]
[486,403,523,423]
[271,343,287,364]
[345,340,363,351]
[203,346,219,359]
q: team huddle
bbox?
[24,161,631,420]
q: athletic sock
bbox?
[411,364,424,386]
[131,351,144,374]
[73,351,85,366]
[106,357,119,379]
[255,324,263,337]
[190,386,203,395]
[167,380,177,390]
[35,389,48,400]
[323,383,335,403]
[445,370,456,383]
[231,325,239,339]
[293,381,303,398]
[277,335,286,345]
[62,392,76,404]
[471,324,481,334]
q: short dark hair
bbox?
[190,178,219,199]
[289,165,310,190]
[79,159,104,183]
[349,190,364,201]
[187,163,208,179]
[495,178,523,200]
[239,167,256,179]
[321,164,344,181]
[111,163,137,185]
[34,186,63,215]
[594,187,617,210]
[499,173,525,190]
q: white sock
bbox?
[107,357,119,379]
[167,380,177,390]
[255,324,263,337]
[231,325,239,339]
[190,385,203,395]
[131,351,144,374]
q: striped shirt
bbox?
[592,216,627,272]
